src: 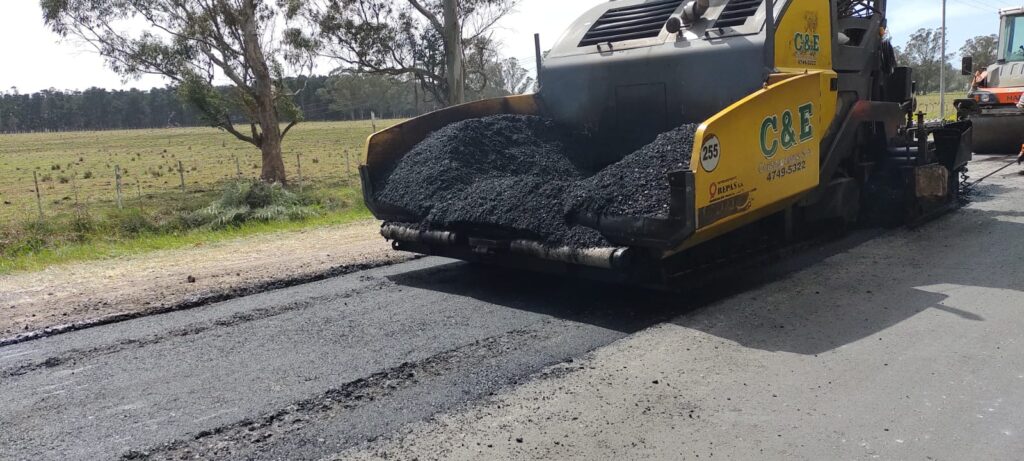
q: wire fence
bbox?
[915,92,969,122]
[3,151,363,223]
[0,121,386,226]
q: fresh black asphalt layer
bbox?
[0,224,895,461]
[0,257,694,460]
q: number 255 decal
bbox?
[700,135,720,173]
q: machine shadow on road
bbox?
[670,208,1024,356]
[390,208,1024,357]
[387,231,894,339]
[388,261,686,334]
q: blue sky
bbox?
[0,0,1010,93]
[886,0,1002,51]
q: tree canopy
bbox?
[896,28,969,94]
[40,0,316,182]
[960,34,999,72]
[296,0,520,107]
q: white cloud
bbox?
[0,2,166,92]
[493,0,601,67]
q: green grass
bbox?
[0,120,397,221]
[0,206,373,274]
[916,92,968,121]
[0,120,398,273]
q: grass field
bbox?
[0,120,400,273]
[0,120,398,220]
[916,92,968,121]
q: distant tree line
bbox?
[0,59,533,134]
[1,86,203,133]
[895,29,996,94]
[0,76,415,133]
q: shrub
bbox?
[69,211,97,242]
[181,180,321,230]
[1,220,52,257]
[109,208,157,236]
[221,180,303,209]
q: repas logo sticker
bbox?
[700,135,721,172]
[709,177,743,202]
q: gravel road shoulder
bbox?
[0,220,406,340]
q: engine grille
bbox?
[712,0,763,28]
[579,0,683,47]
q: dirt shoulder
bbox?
[0,220,407,341]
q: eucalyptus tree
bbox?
[41,0,315,183]
[297,0,519,107]
[960,34,999,72]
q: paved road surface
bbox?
[0,157,1021,460]
[337,157,1024,460]
[0,256,691,459]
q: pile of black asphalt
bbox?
[375,115,697,248]
[569,124,697,218]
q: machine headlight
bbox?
[978,93,994,103]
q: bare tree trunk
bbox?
[242,0,287,184]
[256,103,286,183]
[443,0,465,106]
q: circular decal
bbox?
[700,135,721,173]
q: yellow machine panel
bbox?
[774,0,834,71]
[683,70,838,251]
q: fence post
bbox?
[178,160,186,192]
[71,172,79,205]
[235,155,242,178]
[344,149,351,181]
[371,111,377,132]
[296,153,304,193]
[137,179,143,201]
[114,165,123,209]
[33,171,44,220]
